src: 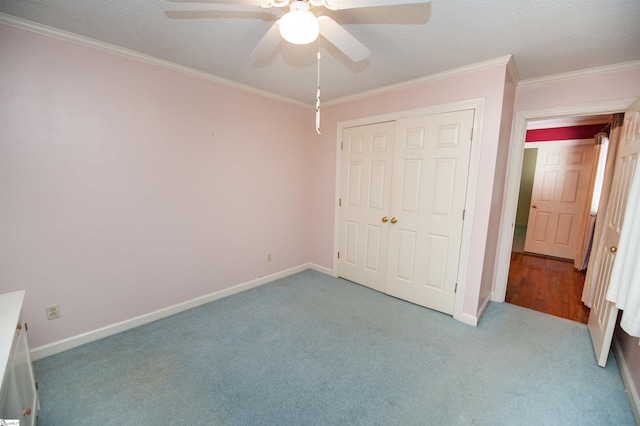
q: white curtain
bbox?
[574,133,607,271]
[606,159,640,337]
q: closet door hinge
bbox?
[337,251,340,259]
[462,209,465,220]
[339,198,342,206]
[470,127,474,141]
[341,141,344,150]
[455,283,458,293]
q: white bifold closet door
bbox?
[339,121,396,294]
[339,109,474,315]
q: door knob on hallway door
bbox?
[382,216,389,223]
[390,217,398,224]
[531,204,537,208]
[610,246,617,253]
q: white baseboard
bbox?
[613,338,640,425]
[455,312,479,327]
[308,263,334,276]
[30,263,331,361]
[454,296,487,327]
[477,296,491,320]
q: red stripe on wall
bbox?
[525,124,605,142]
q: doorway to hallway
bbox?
[503,114,613,324]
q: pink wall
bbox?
[480,67,518,311]
[617,324,640,412]
[309,61,512,321]
[515,66,640,111]
[0,24,315,348]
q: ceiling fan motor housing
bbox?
[279,1,320,44]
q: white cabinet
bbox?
[1,291,39,425]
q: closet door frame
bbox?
[332,98,485,326]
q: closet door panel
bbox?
[339,121,396,292]
[386,110,474,314]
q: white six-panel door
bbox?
[588,98,640,367]
[385,110,474,314]
[339,109,474,315]
[524,142,595,260]
[339,122,396,292]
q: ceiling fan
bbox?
[173,0,430,133]
[175,0,430,62]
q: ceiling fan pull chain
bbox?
[316,48,321,135]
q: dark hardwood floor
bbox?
[506,252,590,324]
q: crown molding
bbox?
[325,55,514,107]
[518,60,640,90]
[0,13,310,108]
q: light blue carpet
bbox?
[33,269,634,425]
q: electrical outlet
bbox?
[267,253,272,263]
[46,304,61,320]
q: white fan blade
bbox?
[168,0,271,6]
[323,0,429,10]
[318,16,370,62]
[251,21,282,58]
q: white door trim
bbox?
[333,98,486,325]
[492,98,636,303]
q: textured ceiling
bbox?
[1,0,639,105]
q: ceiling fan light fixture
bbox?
[279,1,320,45]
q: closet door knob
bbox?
[531,204,537,209]
[22,407,31,416]
[390,217,398,224]
[610,246,617,253]
[381,216,389,223]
